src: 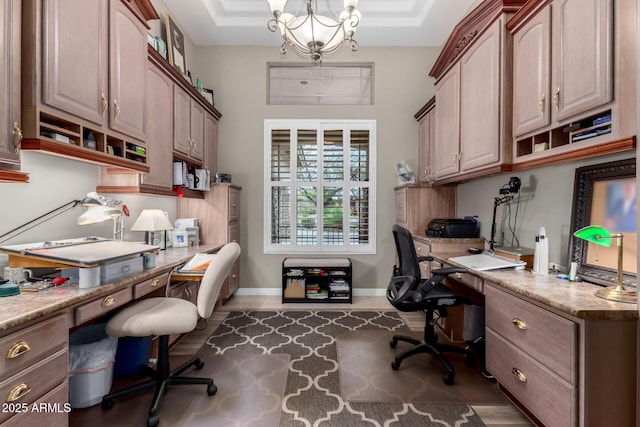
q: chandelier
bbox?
[267,0,361,62]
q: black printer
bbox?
[426,218,478,238]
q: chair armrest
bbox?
[431,267,466,276]
[417,256,434,263]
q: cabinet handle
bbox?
[232,203,237,208]
[101,94,108,116]
[553,87,560,111]
[113,99,120,121]
[512,367,528,383]
[538,94,545,116]
[6,383,31,402]
[102,296,116,307]
[231,274,237,279]
[454,272,463,279]
[12,122,23,154]
[511,317,527,330]
[151,279,160,287]
[5,341,30,359]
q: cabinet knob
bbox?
[102,296,116,307]
[12,122,23,154]
[113,99,121,121]
[511,317,527,330]
[151,279,160,287]
[6,383,31,402]
[538,93,545,116]
[101,94,108,116]
[5,341,31,359]
[553,87,560,111]
[511,367,527,383]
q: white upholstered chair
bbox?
[101,242,241,427]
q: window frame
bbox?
[264,119,377,254]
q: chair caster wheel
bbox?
[389,339,397,349]
[147,414,159,427]
[101,398,114,410]
[443,372,454,385]
[207,381,217,396]
[194,359,205,370]
[391,360,400,370]
[464,353,475,367]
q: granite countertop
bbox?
[0,244,222,334]
[433,252,638,321]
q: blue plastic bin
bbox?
[113,336,152,376]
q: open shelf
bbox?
[282,258,352,303]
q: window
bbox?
[264,120,376,254]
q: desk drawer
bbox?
[133,272,170,299]
[485,285,576,384]
[228,187,240,221]
[446,270,483,293]
[74,287,132,325]
[0,349,67,424]
[0,315,67,382]
[486,329,577,427]
[2,381,69,427]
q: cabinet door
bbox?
[512,7,550,137]
[141,62,173,189]
[204,113,218,175]
[109,0,147,141]
[0,0,20,164]
[434,63,460,179]
[190,100,205,163]
[173,85,191,156]
[551,0,612,121]
[42,0,108,126]
[459,18,501,172]
[417,111,431,183]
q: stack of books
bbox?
[329,279,350,300]
[306,282,328,299]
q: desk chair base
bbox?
[101,335,216,427]
[389,310,474,386]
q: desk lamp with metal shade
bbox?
[573,225,637,303]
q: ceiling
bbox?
[160,0,482,48]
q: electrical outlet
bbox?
[548,262,565,272]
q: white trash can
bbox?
[68,323,118,408]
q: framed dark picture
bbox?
[165,13,187,75]
[201,88,214,106]
[568,158,637,287]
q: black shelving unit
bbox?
[282,258,352,303]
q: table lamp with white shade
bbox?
[130,209,174,249]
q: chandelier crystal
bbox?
[267,0,361,62]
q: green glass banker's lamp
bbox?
[573,225,637,304]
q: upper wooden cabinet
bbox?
[174,85,205,165]
[508,0,635,167]
[415,98,435,184]
[430,1,522,184]
[20,0,157,172]
[0,0,25,180]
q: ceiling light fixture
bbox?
[267,0,361,62]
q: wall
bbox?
[456,152,634,269]
[188,45,440,291]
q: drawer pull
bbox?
[102,296,116,307]
[512,367,528,383]
[6,383,31,402]
[454,272,463,279]
[151,279,160,287]
[511,318,527,330]
[6,341,31,359]
[232,274,237,279]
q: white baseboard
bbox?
[234,288,386,297]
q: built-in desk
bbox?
[432,251,637,427]
[0,244,221,426]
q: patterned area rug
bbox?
[200,310,486,426]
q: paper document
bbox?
[448,253,526,271]
[179,253,216,273]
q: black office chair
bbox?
[387,224,474,385]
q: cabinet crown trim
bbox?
[429,0,526,80]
